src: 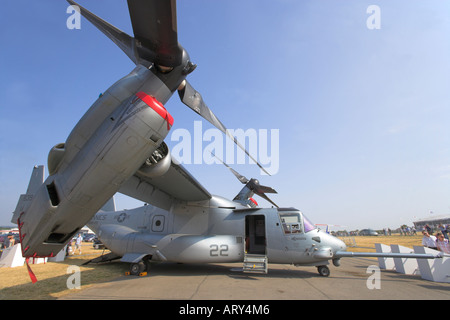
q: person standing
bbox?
[436,232,450,254]
[75,233,83,255]
[421,230,437,250]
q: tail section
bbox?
[99,197,116,212]
[11,165,45,224]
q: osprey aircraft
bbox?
[13,0,440,280]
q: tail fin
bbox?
[11,165,45,224]
[99,197,116,212]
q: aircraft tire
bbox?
[317,265,330,277]
[130,262,146,276]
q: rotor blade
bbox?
[127,0,182,67]
[179,80,271,175]
[211,152,248,184]
[255,192,279,208]
[255,185,277,194]
[67,0,139,65]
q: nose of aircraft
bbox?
[321,231,347,254]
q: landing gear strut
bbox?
[317,265,330,277]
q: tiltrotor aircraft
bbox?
[13,0,440,280]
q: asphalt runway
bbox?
[60,257,450,301]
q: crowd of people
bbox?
[421,224,450,254]
[0,233,18,249]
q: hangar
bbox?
[413,214,450,231]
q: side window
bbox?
[303,214,316,233]
[280,213,302,234]
[151,215,165,232]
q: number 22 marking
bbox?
[210,244,229,256]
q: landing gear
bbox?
[317,265,330,277]
[130,262,146,276]
[129,256,152,276]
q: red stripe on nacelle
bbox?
[135,92,174,128]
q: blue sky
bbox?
[1,0,449,230]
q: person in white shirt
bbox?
[421,230,437,250]
[75,233,83,255]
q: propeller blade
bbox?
[212,153,278,208]
[179,80,270,175]
[256,192,279,208]
[247,178,278,207]
[255,184,277,194]
[127,0,182,67]
[211,152,248,184]
[67,0,139,65]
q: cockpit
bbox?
[279,209,316,234]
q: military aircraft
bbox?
[12,0,441,280]
[18,160,441,279]
[12,0,270,261]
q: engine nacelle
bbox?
[136,142,171,178]
[47,143,66,176]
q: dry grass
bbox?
[343,235,423,253]
[0,243,127,300]
[0,235,424,299]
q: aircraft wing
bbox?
[119,158,211,209]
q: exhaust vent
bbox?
[46,181,60,206]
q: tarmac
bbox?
[59,256,450,301]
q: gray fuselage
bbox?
[88,196,347,266]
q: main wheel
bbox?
[130,262,146,276]
[317,265,330,277]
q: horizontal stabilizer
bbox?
[11,165,45,224]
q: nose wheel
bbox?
[317,265,330,277]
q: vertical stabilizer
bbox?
[11,165,45,224]
[99,197,116,212]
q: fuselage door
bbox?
[245,215,266,254]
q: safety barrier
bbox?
[340,236,357,248]
[374,243,395,270]
[0,243,24,268]
[391,244,420,275]
[413,246,450,283]
[0,243,66,268]
[375,243,450,283]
